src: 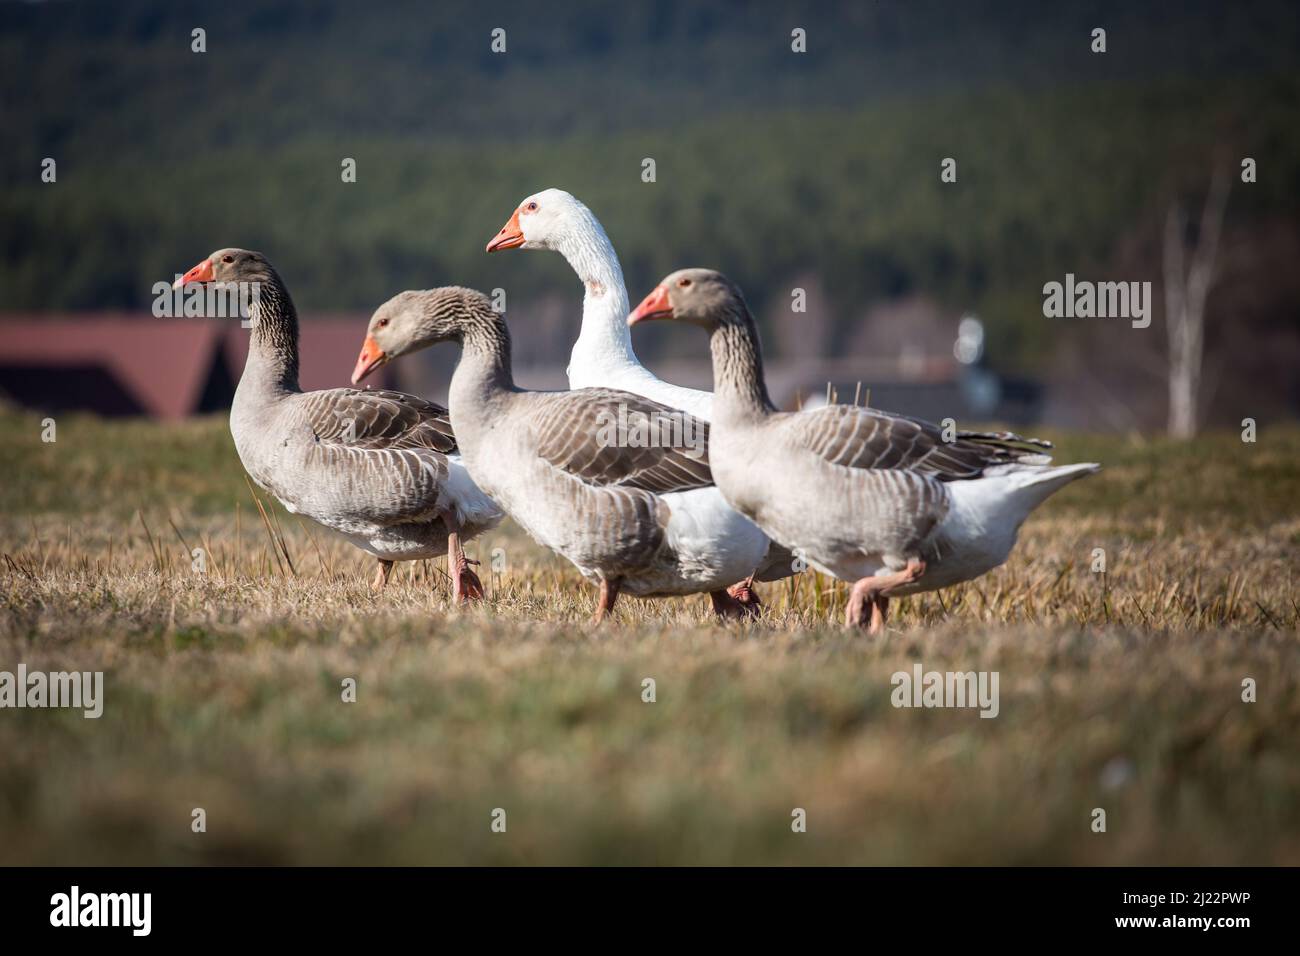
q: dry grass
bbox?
[0,407,1298,864]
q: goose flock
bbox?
[175,189,1098,631]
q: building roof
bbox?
[0,313,389,419]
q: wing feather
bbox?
[280,388,462,526]
[784,405,1053,480]
[529,388,714,493]
[299,388,457,454]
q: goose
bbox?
[350,287,773,623]
[486,188,712,416]
[628,268,1101,634]
[173,248,502,601]
[485,187,794,603]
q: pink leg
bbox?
[372,559,394,593]
[441,510,484,605]
[592,577,622,625]
[845,559,925,634]
[725,573,761,612]
[870,594,890,634]
[710,586,759,620]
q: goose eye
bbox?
[525,201,538,212]
[222,255,234,264]
[678,278,692,288]
[377,318,389,328]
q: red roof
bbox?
[0,312,390,420]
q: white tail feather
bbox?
[1012,462,1101,504]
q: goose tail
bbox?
[1007,461,1101,511]
[946,461,1100,554]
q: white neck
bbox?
[553,211,640,378]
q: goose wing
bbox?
[784,404,1052,480]
[300,387,457,454]
[283,387,461,524]
[529,387,713,493]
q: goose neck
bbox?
[451,308,516,405]
[555,217,639,369]
[709,317,775,422]
[241,272,300,394]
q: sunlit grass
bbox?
[0,406,1297,864]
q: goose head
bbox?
[173,248,274,288]
[485,188,591,253]
[628,268,748,332]
[352,287,494,384]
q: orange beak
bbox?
[351,335,387,385]
[485,209,525,252]
[628,285,673,326]
[173,258,214,289]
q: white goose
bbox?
[486,188,712,417]
[629,268,1101,634]
[174,248,502,601]
[485,188,793,600]
[351,287,772,623]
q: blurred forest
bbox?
[1,0,1297,425]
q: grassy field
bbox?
[0,405,1297,865]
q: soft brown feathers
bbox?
[529,387,714,494]
[785,405,1053,480]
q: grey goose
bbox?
[628,268,1100,633]
[173,248,501,601]
[351,286,772,624]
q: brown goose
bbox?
[351,287,772,624]
[173,248,501,600]
[629,269,1100,633]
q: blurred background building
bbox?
[0,317,395,419]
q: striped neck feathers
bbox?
[453,301,515,391]
[708,306,775,418]
[244,271,300,389]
